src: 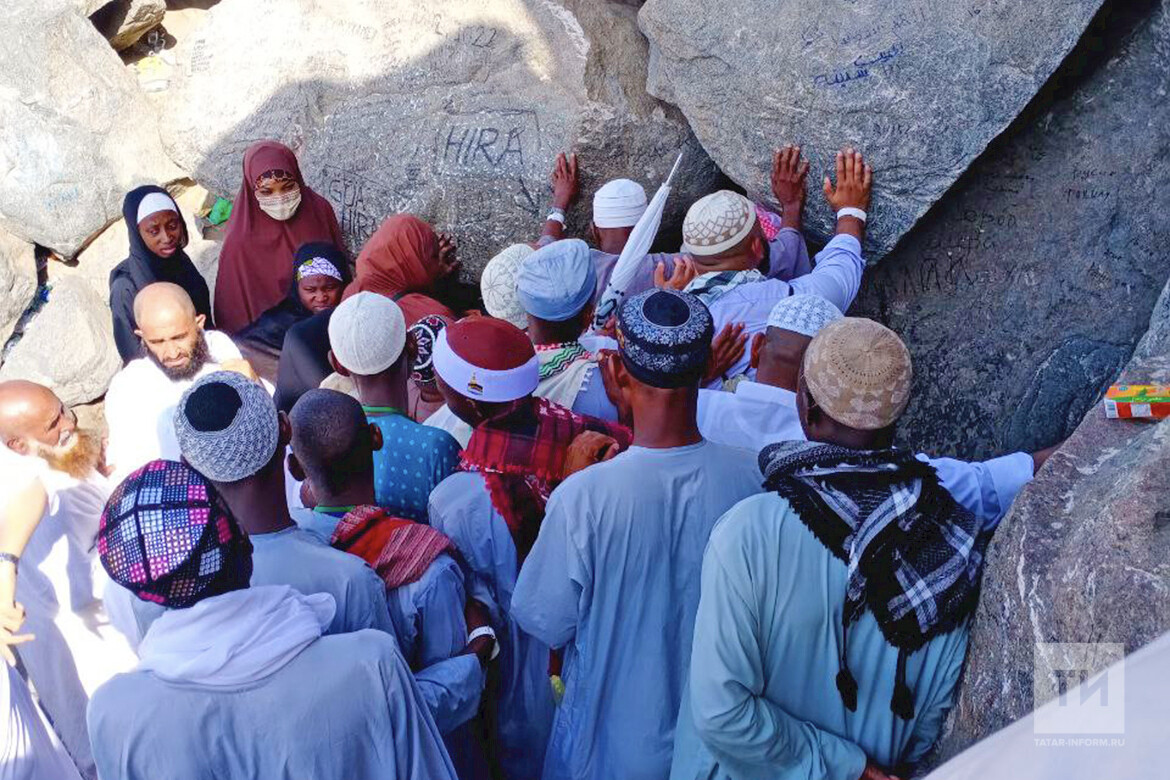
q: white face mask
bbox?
[256,188,302,221]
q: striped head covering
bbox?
[99,460,252,608]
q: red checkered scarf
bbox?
[330,506,455,589]
[460,397,632,560]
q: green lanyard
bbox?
[313,505,356,516]
[362,405,404,417]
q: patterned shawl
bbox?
[684,268,765,304]
[760,440,989,720]
[535,342,596,410]
[330,505,455,589]
[460,397,631,561]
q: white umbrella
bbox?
[591,152,685,330]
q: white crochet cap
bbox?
[593,179,647,228]
[682,190,757,256]
[328,291,407,376]
[480,244,533,329]
[766,294,844,338]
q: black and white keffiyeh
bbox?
[760,440,990,720]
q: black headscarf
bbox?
[237,242,350,354]
[108,185,213,363]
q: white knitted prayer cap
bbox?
[480,244,533,329]
[766,295,844,338]
[328,292,407,376]
[593,179,647,229]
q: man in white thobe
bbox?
[103,282,256,483]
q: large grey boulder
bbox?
[853,0,1170,460]
[0,277,121,405]
[935,273,1170,759]
[90,0,167,51]
[638,0,1107,260]
[0,1,182,257]
[154,0,718,272]
[0,230,36,350]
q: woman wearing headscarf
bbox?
[109,185,213,364]
[344,213,481,323]
[214,140,345,334]
[275,213,475,412]
[236,242,350,363]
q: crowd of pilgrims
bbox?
[0,138,1062,780]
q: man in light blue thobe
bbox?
[178,371,485,734]
[673,318,1018,780]
[88,459,455,780]
[288,388,488,778]
[512,289,764,780]
[428,315,632,779]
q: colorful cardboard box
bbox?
[1104,385,1170,419]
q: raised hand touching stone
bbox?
[823,147,873,241]
[771,144,811,228]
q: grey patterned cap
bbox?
[173,371,279,483]
[766,294,844,338]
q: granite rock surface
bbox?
[853,0,1170,461]
[639,0,1108,260]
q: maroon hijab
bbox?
[214,141,345,334]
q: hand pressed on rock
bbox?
[437,233,461,278]
[823,147,873,213]
[551,152,579,211]
[771,144,811,226]
[824,148,873,241]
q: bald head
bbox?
[0,380,75,453]
[133,282,209,379]
[289,389,378,497]
[133,282,197,326]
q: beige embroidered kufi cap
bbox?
[803,318,912,430]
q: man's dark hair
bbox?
[289,389,373,496]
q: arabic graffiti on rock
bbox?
[811,43,906,89]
